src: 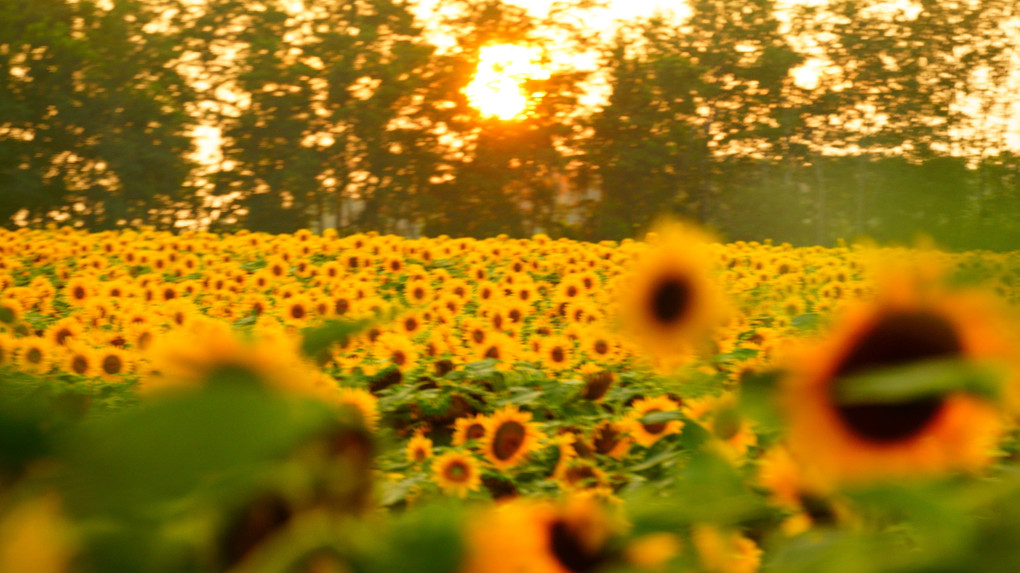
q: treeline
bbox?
[1,0,1018,249]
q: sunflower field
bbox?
[1,223,1020,573]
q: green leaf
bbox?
[299,318,375,359]
[792,312,820,331]
[834,358,1005,405]
[639,410,685,425]
[61,385,337,517]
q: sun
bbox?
[465,44,550,120]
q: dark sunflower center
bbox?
[335,298,350,315]
[71,355,88,374]
[582,372,614,401]
[492,420,526,461]
[641,409,667,435]
[466,423,486,441]
[565,465,598,486]
[484,345,500,359]
[444,461,468,482]
[648,275,693,326]
[593,424,621,454]
[102,355,123,375]
[549,520,603,573]
[290,305,306,320]
[832,310,963,444]
[73,286,86,300]
[593,340,609,355]
[26,348,43,364]
[551,346,566,364]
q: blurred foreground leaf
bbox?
[300,318,376,359]
[834,359,1004,405]
[62,385,338,517]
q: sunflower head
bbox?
[618,221,726,362]
[783,271,1013,485]
[625,395,684,448]
[406,430,434,465]
[462,497,620,573]
[432,451,482,498]
[483,406,545,472]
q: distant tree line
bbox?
[1,0,1018,249]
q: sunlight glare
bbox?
[465,44,551,120]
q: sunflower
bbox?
[405,278,433,305]
[398,312,425,337]
[782,271,1012,484]
[16,337,53,374]
[617,221,725,361]
[95,346,132,381]
[0,297,22,325]
[375,332,419,373]
[556,458,609,492]
[625,395,684,448]
[462,496,619,573]
[475,331,517,366]
[406,430,434,465]
[63,276,94,307]
[0,333,15,367]
[590,420,631,459]
[141,325,323,400]
[460,317,490,349]
[580,371,616,402]
[581,330,617,362]
[337,387,379,431]
[540,335,573,372]
[432,451,483,498]
[691,525,762,573]
[483,406,545,471]
[453,414,489,447]
[281,294,313,325]
[64,343,98,378]
[46,317,83,348]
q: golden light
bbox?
[465,44,551,120]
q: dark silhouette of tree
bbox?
[0,0,195,229]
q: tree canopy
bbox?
[1,0,1018,249]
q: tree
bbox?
[584,18,710,238]
[419,0,601,238]
[0,0,196,229]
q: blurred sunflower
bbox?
[462,496,619,573]
[539,335,573,372]
[590,420,631,459]
[16,337,53,374]
[453,414,488,447]
[483,406,545,471]
[95,346,132,382]
[64,343,98,377]
[691,524,762,573]
[0,334,14,367]
[625,395,684,448]
[406,430,434,465]
[783,270,1012,484]
[618,221,725,361]
[337,387,379,431]
[141,325,322,400]
[63,276,95,307]
[0,297,22,325]
[46,317,82,348]
[375,332,419,373]
[431,451,482,498]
